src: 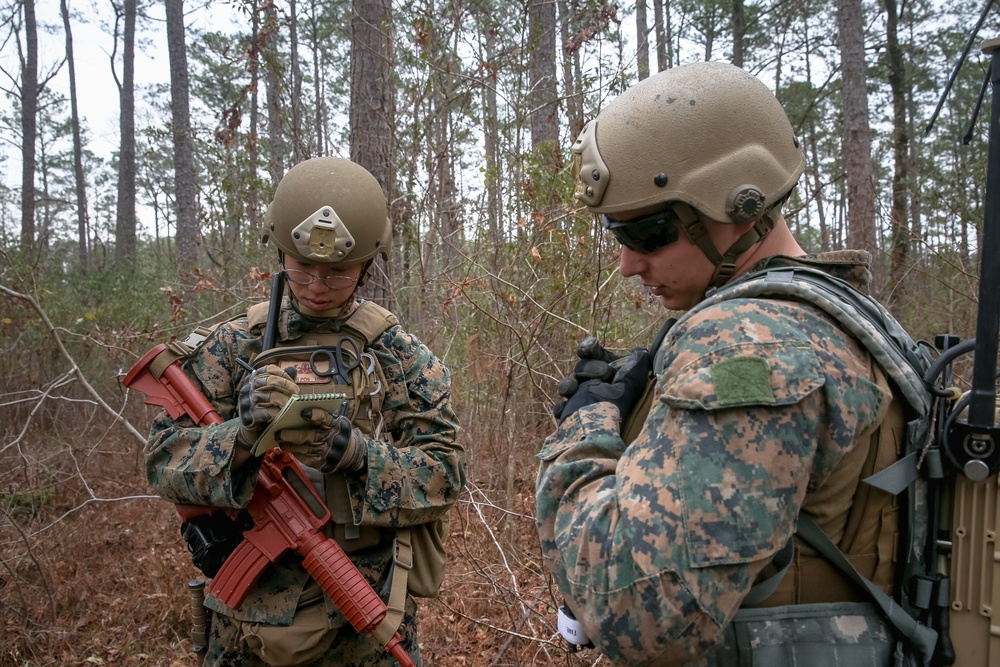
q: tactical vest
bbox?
[625,266,938,666]
[246,300,448,620]
[247,300,396,551]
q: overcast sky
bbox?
[2,1,241,201]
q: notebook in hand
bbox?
[251,392,347,456]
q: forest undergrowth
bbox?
[0,279,605,667]
[1,234,984,667]
[0,424,598,667]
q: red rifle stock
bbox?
[125,344,414,667]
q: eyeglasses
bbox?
[603,207,682,254]
[282,268,358,290]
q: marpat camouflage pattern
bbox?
[145,298,465,666]
[536,251,895,666]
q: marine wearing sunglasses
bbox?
[603,206,683,254]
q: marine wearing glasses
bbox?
[281,268,359,290]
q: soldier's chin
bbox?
[290,295,353,319]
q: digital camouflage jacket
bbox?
[536,251,897,666]
[144,297,465,663]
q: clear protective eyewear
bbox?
[281,268,358,290]
[603,207,683,254]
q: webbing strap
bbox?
[797,514,937,666]
[741,538,794,607]
[864,451,920,496]
[372,528,412,646]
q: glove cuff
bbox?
[235,426,259,454]
[339,429,368,472]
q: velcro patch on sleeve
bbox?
[663,341,823,410]
[709,356,774,407]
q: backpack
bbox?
[669,264,942,666]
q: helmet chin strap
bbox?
[673,202,777,288]
[355,259,374,288]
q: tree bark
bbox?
[883,0,910,297]
[527,0,559,152]
[263,0,284,187]
[166,0,199,267]
[249,0,260,145]
[558,0,580,136]
[114,0,137,267]
[636,0,650,80]
[60,0,89,269]
[426,3,461,274]
[20,0,39,248]
[837,0,876,253]
[732,0,746,68]
[653,0,667,71]
[307,0,326,155]
[482,9,501,258]
[350,0,396,310]
[527,0,561,216]
[289,0,305,162]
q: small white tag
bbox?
[558,604,590,645]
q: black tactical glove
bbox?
[236,365,299,449]
[558,348,651,423]
[553,336,624,420]
[279,403,368,474]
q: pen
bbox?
[236,358,255,373]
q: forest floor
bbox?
[0,434,600,667]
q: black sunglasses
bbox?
[603,207,682,254]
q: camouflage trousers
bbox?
[695,601,897,667]
[203,596,422,667]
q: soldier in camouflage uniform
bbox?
[537,62,907,665]
[145,157,465,666]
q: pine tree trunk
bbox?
[884,0,911,299]
[636,0,649,80]
[264,0,285,187]
[166,0,199,268]
[61,0,89,269]
[350,0,396,311]
[837,0,877,253]
[20,0,38,248]
[114,0,137,267]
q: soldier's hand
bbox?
[553,336,625,420]
[558,348,651,423]
[279,403,368,474]
[236,365,299,449]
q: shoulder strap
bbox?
[693,266,932,423]
[247,301,270,330]
[372,528,412,646]
[247,299,398,343]
[798,514,937,667]
[344,301,399,344]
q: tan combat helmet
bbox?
[263,156,391,268]
[571,61,805,286]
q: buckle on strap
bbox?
[712,262,738,286]
[394,529,413,570]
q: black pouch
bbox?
[181,510,252,578]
